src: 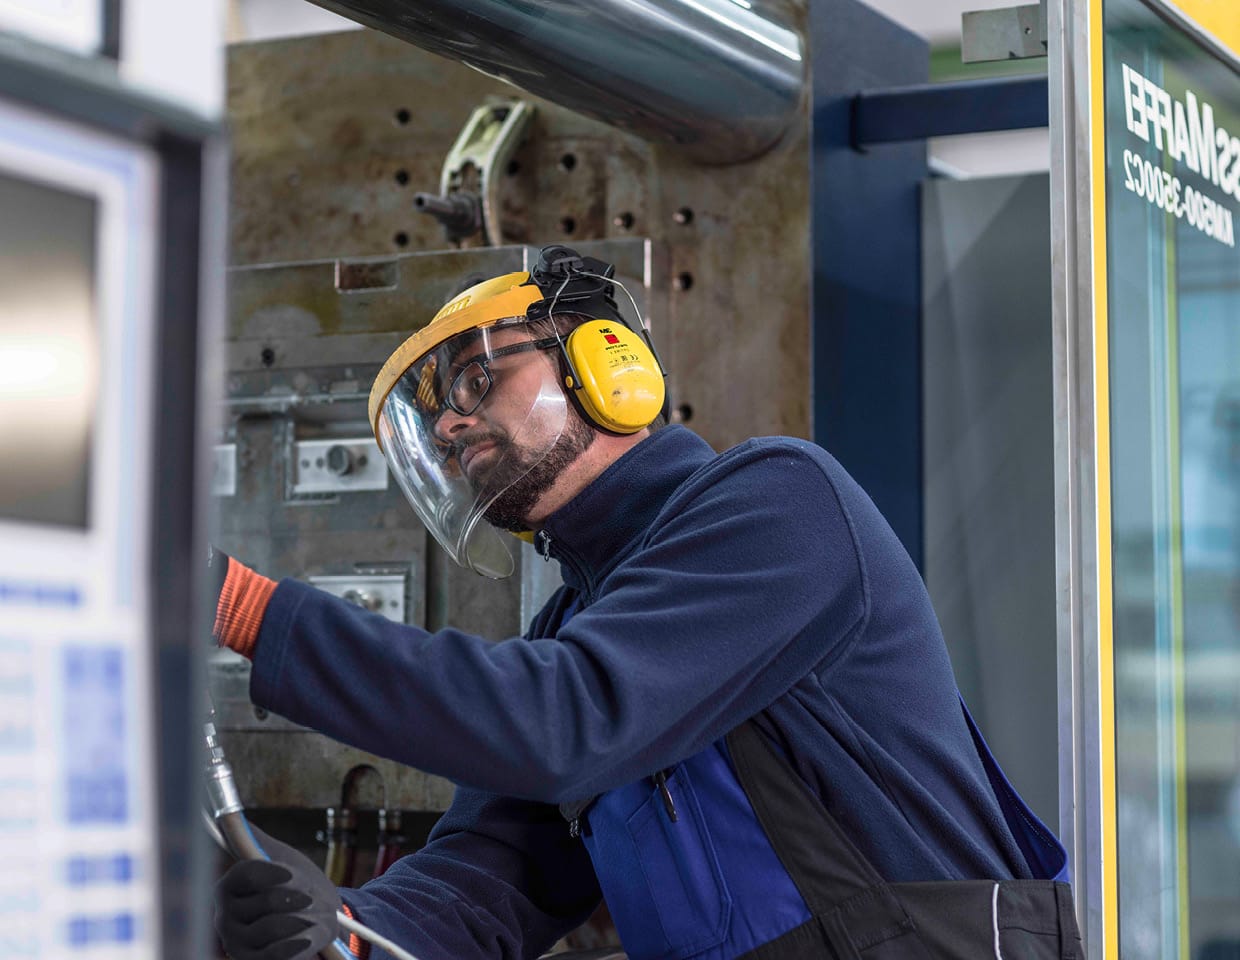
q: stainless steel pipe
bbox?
[305,0,807,164]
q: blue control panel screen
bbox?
[62,646,128,825]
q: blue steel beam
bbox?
[851,75,1049,148]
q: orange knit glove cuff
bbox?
[212,557,277,659]
[341,903,370,959]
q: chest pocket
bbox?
[582,761,732,960]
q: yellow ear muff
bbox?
[563,319,665,433]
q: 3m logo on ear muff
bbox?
[563,320,665,434]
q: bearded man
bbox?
[211,245,1081,960]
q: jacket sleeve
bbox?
[341,786,600,960]
[250,446,867,801]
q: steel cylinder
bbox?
[305,0,807,164]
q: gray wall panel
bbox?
[922,173,1058,826]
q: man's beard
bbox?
[469,409,596,532]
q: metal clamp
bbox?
[415,99,534,245]
[309,572,407,622]
[290,437,388,496]
[961,1,1047,63]
[212,443,237,496]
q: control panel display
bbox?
[0,96,159,958]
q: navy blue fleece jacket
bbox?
[249,425,1034,959]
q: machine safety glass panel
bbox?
[1102,2,1240,957]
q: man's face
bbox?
[432,324,595,531]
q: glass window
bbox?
[1103,2,1240,956]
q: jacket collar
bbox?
[535,425,715,596]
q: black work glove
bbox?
[214,824,343,960]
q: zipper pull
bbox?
[535,529,552,561]
[654,770,678,822]
[569,817,581,839]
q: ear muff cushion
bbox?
[564,320,665,434]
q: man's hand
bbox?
[214,825,342,960]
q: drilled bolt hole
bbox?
[559,153,577,172]
[560,216,577,235]
[394,108,411,125]
[260,347,275,368]
[676,403,694,423]
[394,231,410,247]
[675,272,694,292]
[507,159,521,176]
[674,207,695,225]
[394,169,410,186]
[613,211,635,230]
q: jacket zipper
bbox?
[534,528,595,599]
[653,770,678,822]
[538,524,597,843]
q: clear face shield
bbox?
[375,319,571,579]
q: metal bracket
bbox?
[289,437,388,496]
[432,98,534,246]
[308,573,407,621]
[212,443,237,497]
[961,1,1047,63]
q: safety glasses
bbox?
[444,336,561,416]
